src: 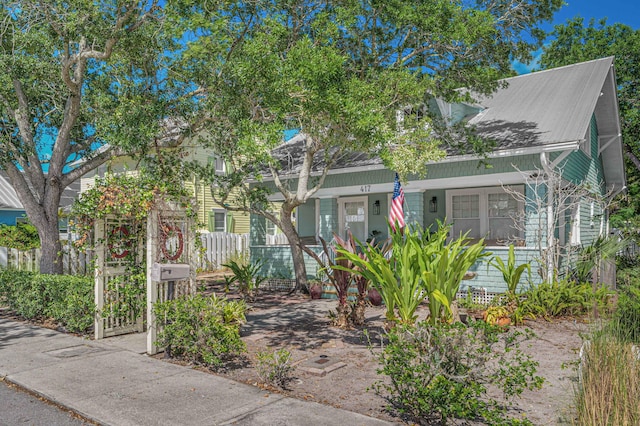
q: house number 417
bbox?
[360,185,371,193]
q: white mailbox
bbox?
[151,262,190,282]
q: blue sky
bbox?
[514,0,640,74]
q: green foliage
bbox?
[541,18,640,228]
[518,280,612,320]
[489,244,531,297]
[255,348,295,390]
[71,172,195,251]
[372,320,543,425]
[610,278,640,344]
[184,0,563,289]
[222,259,266,301]
[338,222,489,325]
[573,236,627,283]
[0,269,94,333]
[101,271,146,321]
[154,294,247,368]
[0,223,40,250]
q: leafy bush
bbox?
[518,280,612,320]
[0,223,40,250]
[0,269,94,333]
[154,294,247,368]
[372,320,543,425]
[255,348,295,389]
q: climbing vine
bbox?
[71,170,199,322]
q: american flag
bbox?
[389,173,405,230]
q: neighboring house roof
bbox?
[0,173,22,210]
[270,57,625,192]
[0,171,81,211]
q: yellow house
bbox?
[80,144,249,234]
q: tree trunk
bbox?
[280,207,308,293]
[36,211,64,275]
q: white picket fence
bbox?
[1,232,249,274]
[0,242,92,275]
[197,232,249,270]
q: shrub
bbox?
[255,348,295,389]
[518,280,612,320]
[372,320,543,425]
[154,294,247,368]
[0,223,40,250]
[0,269,94,333]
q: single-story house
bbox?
[250,57,625,296]
[0,171,80,231]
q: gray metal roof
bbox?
[469,56,616,148]
[0,173,23,209]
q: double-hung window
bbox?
[447,186,524,246]
[209,209,226,232]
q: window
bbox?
[209,209,226,232]
[580,123,592,157]
[208,156,225,174]
[447,186,524,246]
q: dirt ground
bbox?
[197,275,588,425]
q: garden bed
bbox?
[193,277,588,424]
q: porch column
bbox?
[404,191,424,229]
[250,214,266,246]
[318,198,337,241]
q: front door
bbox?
[338,196,368,242]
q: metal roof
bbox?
[469,56,616,148]
[263,57,626,193]
[0,173,23,210]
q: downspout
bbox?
[540,152,555,283]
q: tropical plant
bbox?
[489,244,531,298]
[338,222,489,326]
[518,280,612,320]
[222,259,266,302]
[418,224,490,323]
[320,233,356,327]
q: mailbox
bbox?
[151,262,190,282]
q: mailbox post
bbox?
[151,262,190,301]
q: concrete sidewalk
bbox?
[0,317,390,426]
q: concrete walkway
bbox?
[0,315,390,426]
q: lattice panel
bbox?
[456,290,500,306]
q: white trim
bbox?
[254,141,581,182]
[337,196,368,242]
[266,171,530,201]
[598,134,620,155]
[315,198,320,240]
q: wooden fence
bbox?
[0,241,92,275]
[1,232,249,274]
[197,232,249,270]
